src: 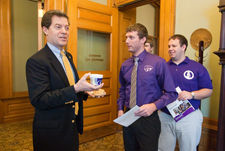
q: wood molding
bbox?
[0,0,13,123]
[118,0,159,11]
[1,96,34,124]
[115,0,136,7]
[44,0,66,12]
[202,116,218,131]
[158,0,176,61]
[0,0,13,98]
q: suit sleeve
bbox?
[26,57,79,110]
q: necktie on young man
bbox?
[129,57,139,109]
[60,51,79,115]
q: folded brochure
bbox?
[166,87,195,122]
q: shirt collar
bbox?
[132,50,147,62]
[168,56,190,65]
[47,42,65,57]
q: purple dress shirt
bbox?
[117,50,177,111]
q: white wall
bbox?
[11,0,38,92]
[136,4,156,36]
[175,0,221,119]
[136,4,156,54]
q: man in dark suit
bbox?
[26,10,104,151]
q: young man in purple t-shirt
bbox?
[158,34,213,151]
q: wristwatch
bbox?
[191,92,195,99]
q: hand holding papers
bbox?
[113,105,141,127]
[166,87,195,122]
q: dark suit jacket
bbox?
[26,44,88,151]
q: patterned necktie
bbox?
[60,51,79,115]
[130,57,139,108]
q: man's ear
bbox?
[43,26,48,36]
[182,44,186,51]
[141,37,146,44]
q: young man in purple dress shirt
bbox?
[117,23,177,151]
[158,34,213,151]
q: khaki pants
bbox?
[158,109,203,151]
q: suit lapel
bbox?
[44,45,70,86]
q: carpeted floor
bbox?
[0,120,124,151]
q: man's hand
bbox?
[134,103,157,117]
[85,90,106,98]
[74,73,104,93]
[118,110,124,117]
[177,90,192,101]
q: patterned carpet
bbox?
[0,120,124,151]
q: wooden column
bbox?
[158,0,176,61]
[213,1,225,151]
[0,0,13,124]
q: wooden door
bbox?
[67,0,118,142]
[118,8,136,70]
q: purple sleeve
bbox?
[154,60,178,110]
[117,68,126,111]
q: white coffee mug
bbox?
[90,74,103,85]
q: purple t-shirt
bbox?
[117,50,177,111]
[161,57,213,114]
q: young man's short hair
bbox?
[169,34,188,51]
[126,23,148,42]
[146,38,154,48]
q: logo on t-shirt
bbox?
[183,70,194,80]
[144,65,153,72]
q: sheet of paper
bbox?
[113,105,141,127]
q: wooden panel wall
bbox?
[0,0,67,124]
